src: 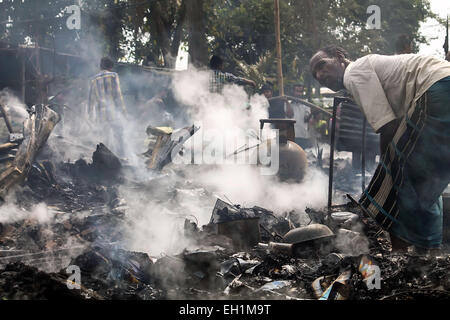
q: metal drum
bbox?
[259,119,308,182]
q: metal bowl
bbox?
[283,224,335,244]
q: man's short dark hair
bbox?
[100,57,114,70]
[319,45,350,61]
[395,34,412,54]
[261,83,273,93]
[210,55,223,70]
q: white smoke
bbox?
[0,60,329,259]
[0,195,54,225]
[119,67,328,256]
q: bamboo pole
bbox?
[21,51,26,103]
[445,15,449,56]
[274,0,284,96]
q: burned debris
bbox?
[0,87,447,302]
[0,1,448,304]
[0,122,449,300]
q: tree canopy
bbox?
[0,0,435,90]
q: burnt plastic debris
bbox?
[209,199,291,249]
[64,245,163,300]
[330,211,360,229]
[152,247,226,292]
[219,257,261,285]
[314,270,352,300]
[0,262,89,300]
[71,245,153,286]
[257,280,293,292]
[335,229,370,256]
[210,199,261,250]
[210,199,258,224]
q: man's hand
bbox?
[285,100,294,118]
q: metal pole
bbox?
[328,100,338,211]
[0,104,14,134]
[361,118,367,193]
[276,95,339,119]
[274,0,284,96]
[21,51,26,103]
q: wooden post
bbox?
[444,16,449,57]
[20,51,26,103]
[35,42,43,105]
[274,0,284,96]
[361,118,367,193]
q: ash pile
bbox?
[0,116,449,301]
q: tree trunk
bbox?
[149,1,173,67]
[170,0,187,59]
[186,0,209,68]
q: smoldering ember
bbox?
[0,0,449,302]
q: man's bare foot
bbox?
[414,247,441,256]
[390,233,410,253]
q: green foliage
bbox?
[0,0,434,84]
[206,0,433,92]
[0,0,76,47]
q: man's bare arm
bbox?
[378,119,400,155]
[286,100,294,118]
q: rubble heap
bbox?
[0,144,449,300]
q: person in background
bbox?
[395,34,413,54]
[209,55,256,94]
[289,83,312,149]
[88,57,127,122]
[261,83,294,119]
[88,57,127,154]
[310,45,450,253]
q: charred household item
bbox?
[258,242,294,256]
[259,119,307,182]
[336,229,369,256]
[91,143,122,182]
[283,224,335,258]
[0,104,60,197]
[144,125,199,171]
[330,211,360,229]
[210,199,261,250]
[313,269,352,300]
